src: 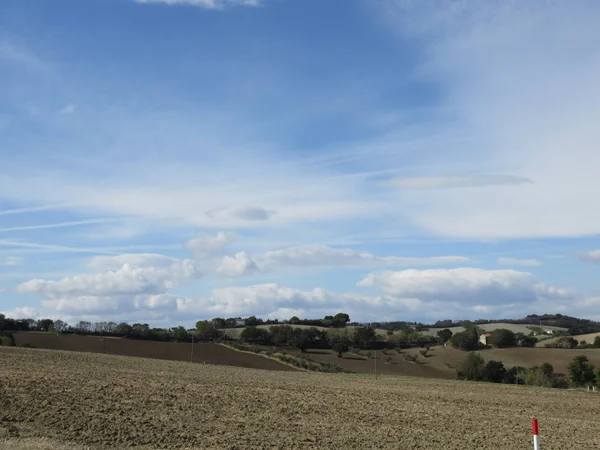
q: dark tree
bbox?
[351,326,378,348]
[450,326,479,351]
[211,318,226,329]
[37,319,54,332]
[196,321,221,341]
[332,342,349,358]
[568,355,596,386]
[332,313,350,328]
[483,360,506,383]
[593,336,600,348]
[437,329,453,344]
[240,326,272,345]
[490,329,516,348]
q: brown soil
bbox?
[13,333,294,372]
[2,347,600,449]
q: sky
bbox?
[1,0,600,327]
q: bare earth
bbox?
[2,347,600,449]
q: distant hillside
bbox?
[421,323,567,337]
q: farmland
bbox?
[537,331,600,348]
[2,347,600,449]
[12,333,294,372]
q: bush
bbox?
[545,336,578,349]
[456,352,485,381]
[332,342,349,358]
[450,326,480,351]
[437,328,453,344]
[404,353,419,363]
[593,336,600,348]
[240,326,273,345]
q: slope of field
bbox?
[422,323,567,337]
[13,333,294,372]
[537,332,600,348]
[2,347,600,449]
[282,346,600,378]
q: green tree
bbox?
[483,360,506,383]
[450,326,479,351]
[568,355,596,386]
[332,313,350,328]
[490,329,517,348]
[593,336,600,348]
[515,332,537,347]
[171,326,189,342]
[240,326,272,345]
[195,321,221,341]
[437,329,453,344]
[351,326,378,348]
[211,318,226,329]
[289,316,300,325]
[456,352,485,381]
[0,314,5,332]
[37,319,54,332]
[332,342,349,358]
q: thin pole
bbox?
[374,349,377,380]
[190,333,194,363]
[532,418,540,450]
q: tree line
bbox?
[457,352,600,389]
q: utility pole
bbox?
[190,333,194,363]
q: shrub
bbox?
[404,353,419,363]
[450,326,479,351]
[490,329,517,348]
[436,328,453,344]
[568,355,596,386]
[332,342,349,358]
[457,352,485,381]
[593,336,600,348]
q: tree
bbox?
[332,342,348,358]
[53,320,67,332]
[245,316,260,327]
[593,336,600,348]
[483,360,506,383]
[171,326,189,342]
[515,332,537,347]
[37,319,54,332]
[351,326,378,348]
[115,322,132,336]
[456,352,485,381]
[289,316,300,325]
[195,321,221,341]
[211,318,226,330]
[0,314,5,332]
[437,329,453,344]
[240,326,272,345]
[490,329,516,348]
[332,313,350,328]
[450,326,479,351]
[568,355,596,386]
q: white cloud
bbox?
[215,252,259,277]
[0,218,123,232]
[206,206,273,222]
[497,257,542,267]
[0,306,39,319]
[88,253,177,270]
[387,175,533,190]
[60,104,76,115]
[1,256,23,266]
[372,1,600,239]
[213,244,473,276]
[185,231,235,257]
[0,287,5,293]
[16,259,199,298]
[358,268,573,306]
[575,250,600,264]
[133,0,261,9]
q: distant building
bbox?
[235,319,246,327]
[543,329,554,335]
[479,333,493,346]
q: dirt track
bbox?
[2,347,600,449]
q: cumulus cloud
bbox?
[185,231,235,257]
[497,257,542,267]
[387,175,533,190]
[575,250,600,264]
[215,252,259,277]
[16,260,199,298]
[133,0,261,10]
[213,244,473,276]
[1,256,23,266]
[358,268,573,306]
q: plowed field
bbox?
[1,347,600,449]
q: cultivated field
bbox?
[422,323,567,337]
[537,331,600,348]
[13,333,294,372]
[283,346,600,378]
[1,347,600,449]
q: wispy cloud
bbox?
[0,40,46,73]
[60,104,76,115]
[0,204,75,217]
[0,218,125,233]
[133,0,261,10]
[497,257,542,267]
[575,250,600,264]
[1,256,23,266]
[387,175,533,190]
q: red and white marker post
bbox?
[532,418,540,450]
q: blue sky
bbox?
[1,0,600,326]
